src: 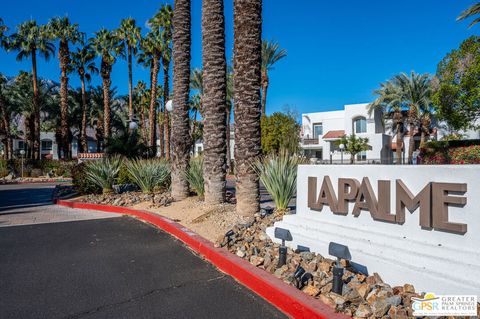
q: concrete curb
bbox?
[56,199,348,319]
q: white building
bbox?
[301,103,392,163]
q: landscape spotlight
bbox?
[293,265,313,289]
[274,227,292,268]
[260,206,274,218]
[328,242,351,295]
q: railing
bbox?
[301,138,319,145]
[306,158,414,165]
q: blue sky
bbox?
[0,0,477,115]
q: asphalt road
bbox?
[0,184,286,319]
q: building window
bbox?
[356,151,367,161]
[313,123,323,137]
[41,140,53,151]
[18,141,25,150]
[354,117,367,134]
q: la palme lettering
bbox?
[307,176,468,234]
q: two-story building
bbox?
[300,103,392,163]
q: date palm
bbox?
[261,40,286,116]
[133,80,149,142]
[71,45,98,153]
[369,80,405,164]
[89,28,122,140]
[9,20,55,159]
[234,0,262,216]
[150,4,173,159]
[140,31,162,154]
[457,2,480,27]
[116,18,141,124]
[393,72,432,163]
[47,17,83,158]
[171,0,192,200]
[202,0,227,204]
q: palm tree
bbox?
[234,0,262,216]
[0,73,13,159]
[9,20,55,159]
[116,18,141,125]
[393,72,432,163]
[261,40,286,116]
[150,4,173,159]
[190,68,204,114]
[133,80,149,143]
[89,28,122,140]
[0,18,7,49]
[71,45,98,153]
[369,80,404,164]
[202,0,227,204]
[457,2,480,27]
[47,17,83,158]
[139,31,162,154]
[171,0,192,200]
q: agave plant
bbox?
[85,156,123,194]
[186,157,204,199]
[124,159,170,193]
[252,150,308,210]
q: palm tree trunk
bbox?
[163,61,170,160]
[261,71,268,116]
[233,0,262,216]
[408,123,415,164]
[31,49,41,160]
[202,0,227,204]
[59,41,70,159]
[171,0,192,200]
[396,122,402,165]
[148,54,160,154]
[226,106,231,173]
[128,45,134,126]
[80,75,88,153]
[101,60,112,140]
[0,96,12,159]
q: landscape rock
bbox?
[354,303,372,318]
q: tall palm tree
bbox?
[190,68,204,114]
[140,31,162,154]
[234,0,262,216]
[89,28,122,140]
[0,18,8,49]
[0,73,13,159]
[9,20,55,159]
[47,17,83,159]
[133,80,149,142]
[171,0,192,200]
[457,2,480,27]
[150,4,173,159]
[71,45,98,153]
[202,0,227,204]
[261,40,286,116]
[116,18,141,124]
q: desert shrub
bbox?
[116,163,135,185]
[0,160,8,178]
[71,163,101,194]
[186,157,204,198]
[124,159,170,193]
[84,156,123,194]
[252,151,308,210]
[449,145,480,164]
[421,142,480,164]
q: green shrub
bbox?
[125,159,170,193]
[252,151,308,210]
[85,156,123,194]
[116,164,135,185]
[186,157,204,199]
[0,160,8,178]
[71,163,101,194]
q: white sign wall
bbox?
[266,165,480,296]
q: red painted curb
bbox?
[56,199,348,319]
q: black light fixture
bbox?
[328,242,352,295]
[260,206,274,218]
[293,265,312,289]
[274,227,292,268]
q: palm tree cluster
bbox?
[368,72,433,164]
[0,6,174,160]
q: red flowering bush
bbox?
[449,145,480,164]
[421,144,480,164]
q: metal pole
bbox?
[21,154,24,178]
[341,150,343,164]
